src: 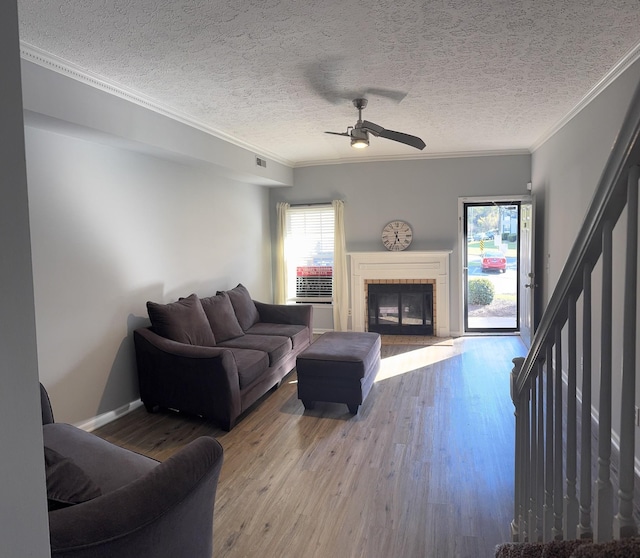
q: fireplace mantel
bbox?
[349,251,451,337]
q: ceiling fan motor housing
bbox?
[353,98,368,110]
[351,128,368,140]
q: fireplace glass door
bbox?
[377,293,399,326]
[368,284,433,335]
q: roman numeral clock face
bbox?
[381,220,413,251]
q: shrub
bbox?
[468,278,495,305]
[508,233,518,242]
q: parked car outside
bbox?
[481,250,507,272]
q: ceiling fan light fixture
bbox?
[351,136,369,149]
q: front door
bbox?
[460,197,531,333]
[519,200,535,347]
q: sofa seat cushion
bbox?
[43,423,158,495]
[200,292,244,342]
[224,347,270,389]
[147,294,216,347]
[219,284,260,331]
[219,334,292,367]
[244,323,309,349]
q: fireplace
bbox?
[349,251,451,337]
[367,283,433,335]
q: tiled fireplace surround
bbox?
[349,251,451,337]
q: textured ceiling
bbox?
[16,0,640,166]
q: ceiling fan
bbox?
[325,98,426,150]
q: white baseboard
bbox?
[74,399,143,433]
[560,369,640,478]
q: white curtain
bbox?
[275,202,289,304]
[332,200,349,331]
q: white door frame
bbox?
[458,194,533,335]
[518,199,535,347]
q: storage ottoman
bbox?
[296,331,381,414]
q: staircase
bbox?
[507,74,640,557]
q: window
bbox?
[284,205,334,303]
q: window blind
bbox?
[285,205,334,302]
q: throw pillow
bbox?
[45,446,102,511]
[218,284,260,331]
[146,293,216,346]
[200,292,244,342]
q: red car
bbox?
[481,251,507,273]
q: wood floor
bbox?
[94,335,527,558]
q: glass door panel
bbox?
[464,202,519,332]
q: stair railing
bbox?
[511,79,640,544]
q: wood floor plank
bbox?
[94,335,526,557]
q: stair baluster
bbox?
[594,221,614,541]
[564,294,579,538]
[613,167,639,539]
[553,326,564,539]
[577,264,593,540]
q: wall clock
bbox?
[381,220,413,251]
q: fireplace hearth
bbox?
[368,283,433,335]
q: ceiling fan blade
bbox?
[364,88,408,103]
[302,58,408,105]
[361,120,384,136]
[302,57,349,105]
[325,131,351,137]
[362,121,425,150]
[379,129,426,150]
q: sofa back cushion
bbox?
[146,294,216,346]
[219,284,260,331]
[200,292,244,342]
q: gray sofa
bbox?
[41,383,224,557]
[134,284,313,430]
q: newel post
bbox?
[511,356,526,541]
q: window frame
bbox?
[284,204,335,304]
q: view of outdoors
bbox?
[466,204,519,330]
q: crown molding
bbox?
[530,41,640,153]
[19,42,294,168]
[293,148,531,168]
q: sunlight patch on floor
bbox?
[376,344,455,381]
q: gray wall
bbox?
[21,62,279,426]
[25,126,272,425]
[531,58,640,458]
[1,1,51,555]
[271,155,532,334]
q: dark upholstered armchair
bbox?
[41,384,224,557]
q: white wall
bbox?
[272,154,531,334]
[25,125,272,424]
[1,1,51,555]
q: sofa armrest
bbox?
[134,328,242,429]
[40,383,54,425]
[48,436,224,558]
[254,301,313,328]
